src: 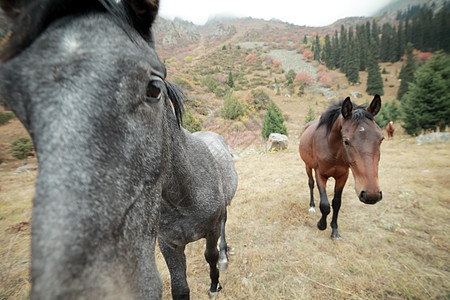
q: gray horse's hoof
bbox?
[209,283,222,298]
[218,259,228,271]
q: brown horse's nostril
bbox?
[359,190,382,204]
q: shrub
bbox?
[183,109,203,133]
[294,72,314,85]
[251,89,270,110]
[220,92,245,120]
[0,111,14,126]
[201,75,218,92]
[10,137,34,165]
[302,50,314,61]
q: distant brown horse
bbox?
[386,120,395,139]
[299,95,384,238]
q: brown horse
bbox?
[299,95,384,238]
[386,120,395,139]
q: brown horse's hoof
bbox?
[317,220,327,231]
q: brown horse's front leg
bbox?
[315,173,330,231]
[330,173,348,238]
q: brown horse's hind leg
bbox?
[306,166,315,213]
[316,173,330,231]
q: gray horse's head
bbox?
[0,0,183,298]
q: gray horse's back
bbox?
[192,131,238,205]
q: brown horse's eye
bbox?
[145,80,163,103]
[344,139,351,146]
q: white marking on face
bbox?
[359,126,365,132]
[62,35,80,53]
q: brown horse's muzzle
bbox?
[359,190,382,204]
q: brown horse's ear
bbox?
[341,97,353,119]
[367,94,381,116]
[126,0,159,39]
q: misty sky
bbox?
[159,0,393,27]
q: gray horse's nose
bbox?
[359,190,382,204]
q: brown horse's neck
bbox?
[327,116,345,156]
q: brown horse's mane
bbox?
[318,100,374,136]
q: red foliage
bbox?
[245,54,257,64]
[272,59,282,68]
[417,51,433,64]
[302,50,314,61]
[294,72,314,85]
[318,74,332,88]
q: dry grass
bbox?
[1,108,449,300]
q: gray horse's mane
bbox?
[0,0,157,62]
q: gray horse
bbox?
[0,0,236,299]
[159,128,238,299]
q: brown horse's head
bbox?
[340,95,384,204]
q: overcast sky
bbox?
[159,0,393,27]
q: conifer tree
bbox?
[347,39,360,84]
[339,25,348,74]
[400,51,450,135]
[314,34,321,62]
[261,101,288,139]
[227,71,234,88]
[366,38,384,95]
[397,43,416,100]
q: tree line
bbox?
[313,2,450,89]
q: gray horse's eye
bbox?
[145,80,163,103]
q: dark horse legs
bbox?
[314,172,348,238]
[306,166,316,212]
[218,211,229,271]
[159,241,190,300]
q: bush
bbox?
[0,111,14,126]
[201,75,218,92]
[304,106,316,125]
[183,109,203,133]
[294,72,314,86]
[251,89,270,110]
[10,137,34,165]
[221,92,245,120]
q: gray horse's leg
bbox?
[159,240,189,300]
[205,228,222,298]
[218,211,228,271]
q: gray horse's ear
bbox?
[341,97,353,119]
[367,94,381,116]
[127,0,159,39]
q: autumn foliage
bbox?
[245,54,257,64]
[302,50,314,61]
[294,72,314,86]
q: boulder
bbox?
[416,132,450,145]
[267,133,288,151]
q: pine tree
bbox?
[339,25,348,74]
[400,51,450,135]
[227,71,234,88]
[314,34,321,62]
[397,43,416,100]
[366,38,384,96]
[261,101,288,139]
[347,39,360,84]
[304,106,316,125]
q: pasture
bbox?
[1,118,449,298]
